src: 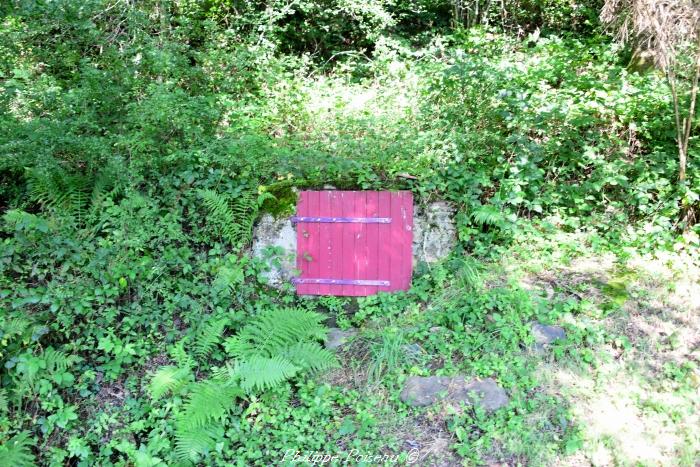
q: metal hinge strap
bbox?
[290,216,391,224]
[292,278,390,286]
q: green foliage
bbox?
[0,0,698,465]
[148,366,193,400]
[143,307,336,462]
[235,355,300,392]
[193,318,228,362]
[225,308,327,358]
[225,308,337,390]
[199,188,271,248]
[0,431,36,467]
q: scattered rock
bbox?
[429,326,444,333]
[402,343,423,359]
[448,377,510,412]
[251,214,296,287]
[400,376,451,407]
[413,202,457,264]
[400,376,509,411]
[325,328,357,350]
[531,323,566,345]
[531,322,566,351]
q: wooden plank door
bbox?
[293,190,413,296]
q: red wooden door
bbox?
[293,191,413,296]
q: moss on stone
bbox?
[260,181,298,218]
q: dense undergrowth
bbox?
[0,0,698,465]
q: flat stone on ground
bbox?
[449,377,510,412]
[531,322,566,347]
[325,328,357,350]
[400,376,451,407]
[400,376,509,411]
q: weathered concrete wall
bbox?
[412,201,457,264]
[251,214,296,287]
[252,201,457,288]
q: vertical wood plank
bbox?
[389,192,403,292]
[353,191,367,296]
[377,191,391,293]
[340,191,355,295]
[401,191,414,290]
[318,191,332,295]
[330,191,343,295]
[341,191,355,296]
[350,191,361,296]
[365,191,379,295]
[295,191,308,294]
[308,191,321,295]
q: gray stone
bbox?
[413,202,457,264]
[325,328,357,350]
[251,214,296,287]
[400,376,509,411]
[402,343,423,359]
[531,323,566,347]
[400,376,452,407]
[449,377,510,412]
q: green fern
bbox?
[43,347,81,373]
[174,423,220,463]
[26,168,92,221]
[193,318,228,361]
[281,342,338,373]
[148,366,193,400]
[235,355,299,392]
[0,317,32,345]
[471,204,504,227]
[154,308,335,463]
[199,187,271,248]
[225,308,327,359]
[0,431,36,467]
[170,339,196,369]
[178,380,240,429]
[225,308,337,392]
[0,389,8,413]
[173,380,241,462]
[24,165,119,225]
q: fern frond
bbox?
[234,355,298,392]
[26,168,92,222]
[43,348,81,373]
[0,389,8,413]
[179,380,238,429]
[170,339,196,369]
[0,431,36,467]
[174,423,219,463]
[148,366,193,400]
[199,187,260,248]
[229,189,257,246]
[281,342,338,373]
[0,317,31,340]
[193,319,228,361]
[471,204,503,227]
[199,189,237,245]
[225,308,326,359]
